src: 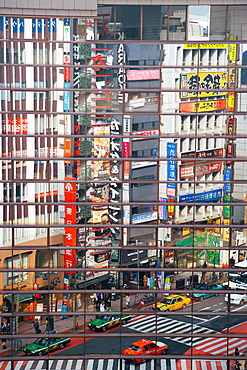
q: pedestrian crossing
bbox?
[124,314,216,347]
[0,359,228,370]
[194,336,247,356]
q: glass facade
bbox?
[0,4,247,370]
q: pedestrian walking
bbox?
[235,347,240,356]
[125,294,130,308]
[34,319,41,334]
[100,302,105,312]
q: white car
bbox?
[225,291,247,305]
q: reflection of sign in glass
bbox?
[179,189,222,203]
[180,161,222,178]
[180,72,227,98]
[180,99,226,113]
[167,143,177,193]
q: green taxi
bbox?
[88,309,132,332]
[23,337,70,356]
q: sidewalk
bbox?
[0,292,154,357]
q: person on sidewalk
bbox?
[34,319,40,334]
[100,302,105,312]
[235,347,240,356]
[125,294,130,308]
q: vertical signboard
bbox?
[64,178,77,288]
[167,143,177,197]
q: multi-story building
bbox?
[0,2,247,369]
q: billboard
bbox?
[127,69,160,81]
[180,72,227,98]
[180,161,222,178]
[180,99,226,113]
[179,189,222,203]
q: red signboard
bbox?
[64,178,77,274]
[122,142,130,158]
[180,161,222,179]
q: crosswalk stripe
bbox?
[14,361,23,370]
[76,360,84,369]
[87,359,94,370]
[54,360,63,370]
[23,360,34,370]
[66,360,73,369]
[5,362,11,370]
[212,339,246,355]
[107,359,114,370]
[35,360,44,370]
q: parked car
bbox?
[88,309,132,332]
[122,339,168,364]
[23,337,70,356]
[192,283,222,301]
[225,289,247,305]
[152,294,191,312]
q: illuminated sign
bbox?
[132,129,159,140]
[180,99,226,113]
[180,161,222,178]
[180,72,227,98]
[179,189,223,203]
[127,69,160,81]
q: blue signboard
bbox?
[64,83,71,111]
[167,143,177,189]
[132,212,157,224]
[224,168,232,194]
[179,189,223,203]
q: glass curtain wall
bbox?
[0,5,247,370]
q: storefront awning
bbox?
[5,294,33,304]
[77,273,110,289]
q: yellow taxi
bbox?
[152,294,191,312]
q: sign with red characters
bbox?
[64,178,77,277]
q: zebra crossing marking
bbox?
[125,314,216,347]
[0,358,230,370]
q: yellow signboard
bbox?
[229,35,237,62]
[228,92,235,112]
[222,219,231,242]
[180,72,227,98]
[184,44,227,49]
[180,99,226,113]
